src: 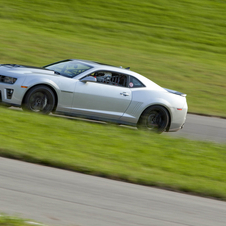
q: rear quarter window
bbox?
[129,76,145,88]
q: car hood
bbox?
[0,64,57,77]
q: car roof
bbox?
[71,59,163,90]
[70,59,143,78]
[71,59,128,71]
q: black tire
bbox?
[138,105,169,133]
[22,85,55,114]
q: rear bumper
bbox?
[168,102,188,132]
[168,122,185,132]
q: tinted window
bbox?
[129,76,145,88]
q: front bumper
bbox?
[0,78,27,106]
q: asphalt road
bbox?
[166,114,226,143]
[1,157,226,226]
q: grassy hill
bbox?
[0,0,226,116]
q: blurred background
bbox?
[1,0,226,117]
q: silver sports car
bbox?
[0,59,187,133]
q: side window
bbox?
[129,76,145,88]
[88,71,129,87]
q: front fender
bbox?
[22,77,60,91]
[20,77,61,105]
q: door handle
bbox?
[120,92,130,96]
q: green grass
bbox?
[0,0,226,116]
[0,214,44,226]
[0,107,226,200]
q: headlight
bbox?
[0,75,17,84]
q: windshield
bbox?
[44,60,93,78]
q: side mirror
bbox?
[80,76,97,83]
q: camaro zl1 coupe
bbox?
[0,59,188,133]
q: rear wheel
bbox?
[22,85,55,114]
[138,105,169,133]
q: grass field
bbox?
[0,0,226,116]
[0,214,44,226]
[0,107,226,200]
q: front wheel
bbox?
[137,105,169,133]
[22,85,55,114]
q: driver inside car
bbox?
[95,72,112,83]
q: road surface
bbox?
[167,114,226,143]
[0,157,226,226]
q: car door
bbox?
[71,80,132,121]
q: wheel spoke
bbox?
[147,111,160,129]
[29,92,47,112]
[139,106,169,133]
[22,85,55,115]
